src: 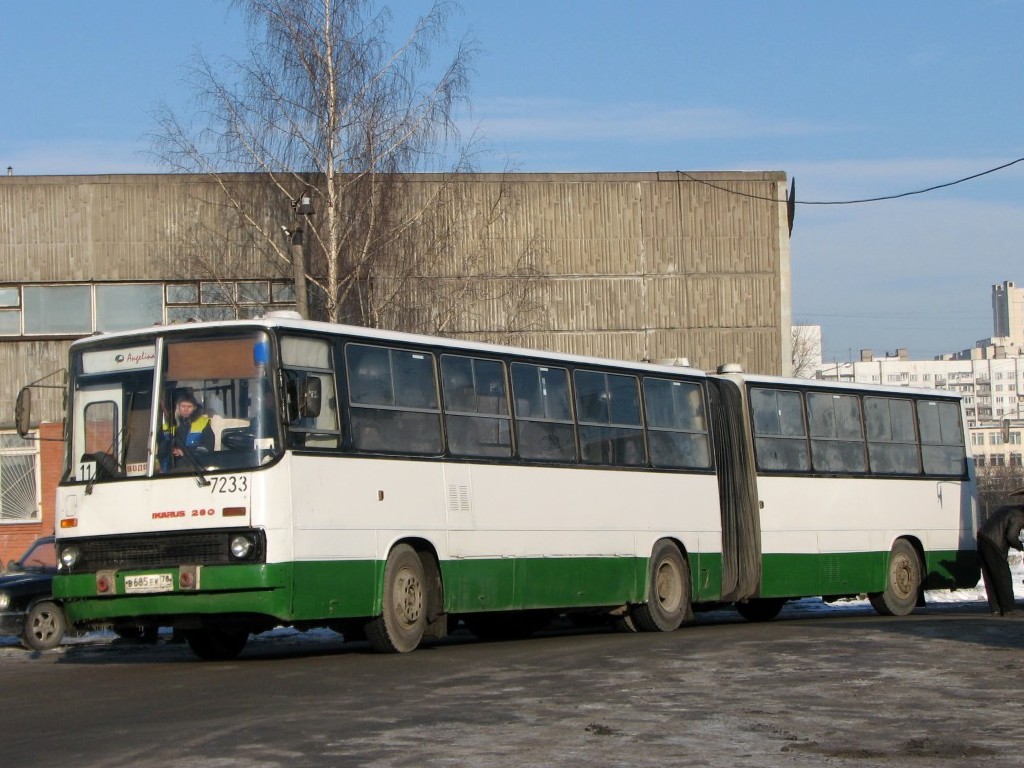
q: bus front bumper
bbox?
[53,563,292,625]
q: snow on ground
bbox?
[3,555,1023,654]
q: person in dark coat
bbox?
[977,493,1024,616]
[158,392,215,472]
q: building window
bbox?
[200,282,233,305]
[1012,453,1023,468]
[0,433,39,522]
[0,281,303,337]
[237,282,271,305]
[24,285,92,334]
[0,287,21,334]
[167,284,199,304]
[272,283,296,303]
[96,284,163,332]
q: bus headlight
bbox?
[229,534,256,561]
[0,592,10,611]
[59,545,80,570]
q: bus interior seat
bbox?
[211,415,250,450]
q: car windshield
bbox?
[67,330,282,482]
[17,539,56,570]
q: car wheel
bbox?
[22,600,66,651]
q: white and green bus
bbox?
[27,316,978,659]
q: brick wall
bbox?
[0,422,61,567]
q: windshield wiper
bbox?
[174,446,211,487]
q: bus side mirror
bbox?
[299,377,322,419]
[15,387,31,438]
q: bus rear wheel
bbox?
[869,539,922,617]
[366,544,427,653]
[630,541,690,632]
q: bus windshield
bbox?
[67,331,281,482]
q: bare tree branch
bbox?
[150,0,540,334]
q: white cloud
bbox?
[467,98,835,143]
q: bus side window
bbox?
[865,397,921,474]
[574,369,645,466]
[751,387,810,472]
[643,377,711,469]
[807,392,866,473]
[441,355,512,458]
[511,363,576,462]
[281,336,341,450]
[346,343,442,455]
[918,400,966,476]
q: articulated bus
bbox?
[23,316,978,659]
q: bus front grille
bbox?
[64,530,264,572]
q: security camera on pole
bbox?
[289,189,315,319]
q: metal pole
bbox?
[291,227,309,319]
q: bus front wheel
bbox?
[366,544,427,653]
[869,539,922,617]
[630,540,691,632]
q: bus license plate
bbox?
[123,574,174,594]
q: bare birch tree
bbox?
[790,324,822,378]
[151,0,540,332]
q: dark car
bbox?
[0,535,66,650]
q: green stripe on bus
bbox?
[756,548,977,599]
[54,547,976,626]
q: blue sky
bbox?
[2,1,1022,363]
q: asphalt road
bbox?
[1,599,1022,768]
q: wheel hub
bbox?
[394,568,423,626]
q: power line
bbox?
[677,155,1024,206]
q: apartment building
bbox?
[815,280,1024,467]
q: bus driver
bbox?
[159,391,215,472]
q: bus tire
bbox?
[22,600,66,651]
[630,540,690,632]
[184,628,249,660]
[869,539,922,617]
[735,598,786,622]
[366,544,427,653]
